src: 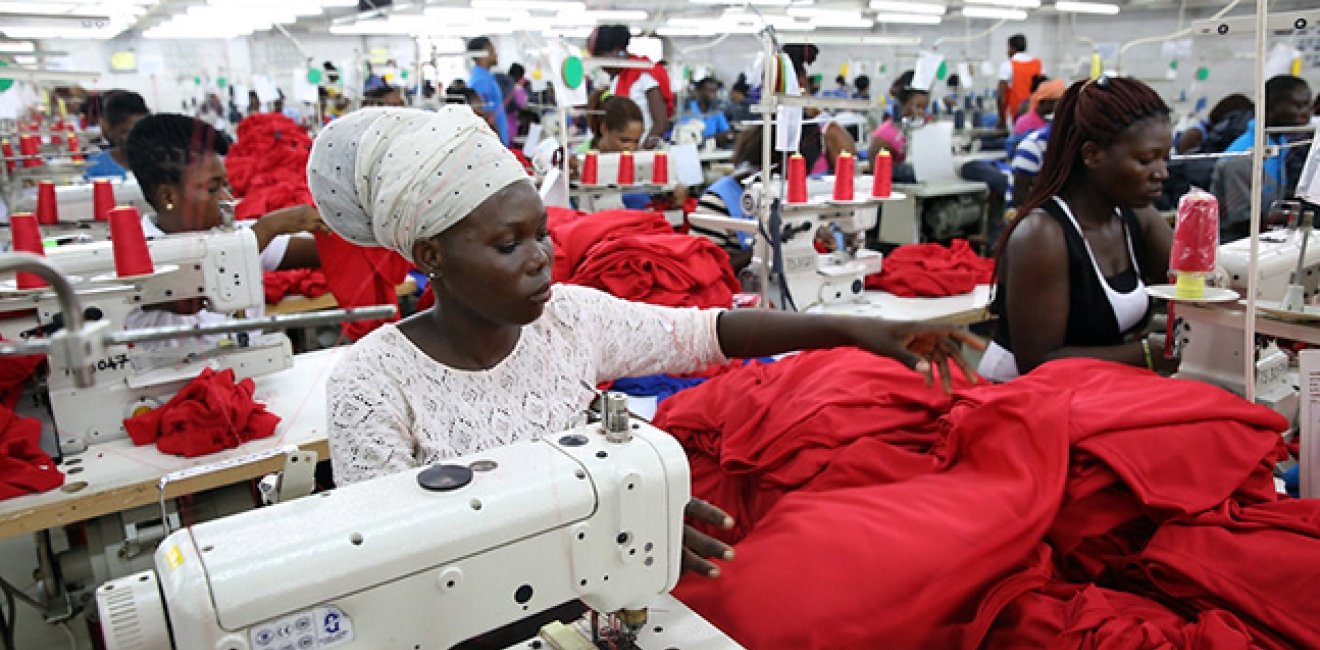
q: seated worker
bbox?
[85,90,150,178]
[588,24,673,150]
[1156,94,1253,210]
[868,71,927,182]
[447,85,493,126]
[1213,75,1313,241]
[681,77,735,147]
[363,84,406,108]
[783,43,858,176]
[980,76,1176,382]
[724,78,755,125]
[691,126,774,272]
[307,106,983,577]
[1012,78,1063,136]
[1175,93,1253,155]
[1011,122,1051,213]
[123,114,325,337]
[577,91,687,211]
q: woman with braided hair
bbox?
[979,76,1176,382]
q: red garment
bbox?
[0,406,63,500]
[0,337,43,409]
[615,56,676,115]
[313,231,411,340]
[866,239,994,297]
[655,355,1303,649]
[224,113,316,220]
[263,269,330,305]
[566,233,739,308]
[549,208,672,281]
[123,367,280,458]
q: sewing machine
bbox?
[1218,228,1320,301]
[97,407,743,649]
[9,177,150,227]
[689,176,888,311]
[0,228,289,453]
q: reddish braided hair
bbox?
[1017,76,1170,222]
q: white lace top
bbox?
[327,285,727,484]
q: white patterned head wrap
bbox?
[307,106,530,263]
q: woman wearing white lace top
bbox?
[308,106,982,577]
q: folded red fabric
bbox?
[263,268,330,305]
[313,231,411,340]
[0,406,63,500]
[225,113,316,221]
[866,239,995,297]
[655,354,1308,649]
[123,367,280,458]
[549,208,672,282]
[566,233,740,308]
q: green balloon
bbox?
[193,76,202,85]
[306,68,324,84]
[562,55,585,89]
[936,60,948,81]
[880,63,887,74]
[400,69,409,80]
[0,60,11,94]
[1195,66,1209,81]
[1168,60,1178,70]
[216,76,228,88]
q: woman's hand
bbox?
[266,204,327,235]
[852,320,987,392]
[682,498,735,578]
[1146,333,1180,374]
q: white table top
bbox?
[894,180,990,198]
[809,285,993,326]
[0,347,344,540]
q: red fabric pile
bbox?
[866,238,995,297]
[549,208,738,308]
[313,232,411,340]
[655,353,1316,649]
[0,342,62,500]
[262,269,330,305]
[124,368,281,458]
[225,113,316,221]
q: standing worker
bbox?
[467,36,510,146]
[997,34,1042,130]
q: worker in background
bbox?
[466,36,510,146]
[447,86,491,124]
[122,114,325,344]
[307,106,981,576]
[90,90,150,175]
[1156,94,1253,210]
[587,24,674,150]
[821,75,851,99]
[578,91,686,212]
[853,75,871,100]
[362,84,405,108]
[681,77,735,147]
[997,34,1042,130]
[724,78,755,125]
[1213,75,1314,241]
[691,126,776,272]
[501,63,529,143]
[1174,93,1253,155]
[1013,78,1064,136]
[981,76,1175,383]
[868,71,926,183]
[783,43,858,176]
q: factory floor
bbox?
[0,534,94,650]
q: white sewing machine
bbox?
[1218,228,1320,301]
[570,150,685,226]
[0,228,290,452]
[689,176,889,311]
[9,176,150,226]
[97,408,743,650]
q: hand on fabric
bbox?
[683,498,735,578]
[853,321,986,392]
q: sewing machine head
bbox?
[672,120,707,149]
[0,227,287,451]
[11,177,150,226]
[97,416,712,650]
[1218,228,1320,301]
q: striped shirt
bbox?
[1011,124,1051,177]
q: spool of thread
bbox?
[92,180,115,222]
[20,135,41,168]
[108,206,155,277]
[617,150,635,185]
[66,133,82,162]
[36,181,59,225]
[651,150,669,184]
[872,150,892,198]
[787,153,807,204]
[1,139,14,173]
[833,152,855,201]
[8,214,47,289]
[582,150,599,185]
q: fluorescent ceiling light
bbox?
[472,0,585,10]
[580,9,647,20]
[690,0,792,4]
[424,6,530,20]
[0,41,36,53]
[14,54,36,64]
[873,13,941,24]
[961,6,1028,19]
[542,27,593,38]
[964,0,1039,7]
[787,7,862,19]
[870,1,945,14]
[656,26,713,36]
[1054,1,1119,14]
[808,33,919,45]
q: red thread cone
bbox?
[108,206,155,277]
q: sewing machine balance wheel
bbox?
[88,264,180,284]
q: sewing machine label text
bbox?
[250,605,353,648]
[63,353,130,377]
